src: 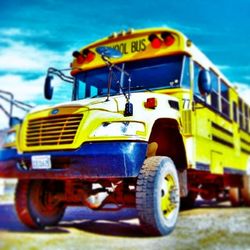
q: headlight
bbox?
[91,121,145,137]
[4,131,16,144]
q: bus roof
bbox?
[70,27,233,90]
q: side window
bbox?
[220,80,230,118]
[210,71,219,110]
[239,98,244,129]
[181,56,190,88]
[244,103,249,132]
[233,101,238,122]
[249,107,250,132]
[193,62,204,101]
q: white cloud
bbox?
[0,39,69,72]
[0,74,43,129]
[0,74,65,129]
[0,28,23,36]
[0,74,45,101]
[0,27,50,38]
[0,73,66,101]
[0,28,74,129]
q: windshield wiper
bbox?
[96,46,133,116]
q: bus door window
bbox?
[77,81,86,99]
[90,86,98,97]
[220,80,230,119]
[75,80,98,99]
[210,71,219,111]
[181,56,191,89]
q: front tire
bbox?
[15,180,65,229]
[136,156,180,236]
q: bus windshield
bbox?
[75,54,188,99]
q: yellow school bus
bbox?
[0,27,249,236]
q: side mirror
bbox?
[198,70,211,96]
[44,75,54,100]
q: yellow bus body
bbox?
[68,27,250,175]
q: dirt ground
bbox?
[0,190,250,250]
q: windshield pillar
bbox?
[72,77,78,101]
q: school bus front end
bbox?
[14,96,150,178]
[10,91,183,178]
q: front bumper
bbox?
[0,141,147,179]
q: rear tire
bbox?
[241,175,250,206]
[180,191,197,210]
[229,187,241,207]
[136,156,180,236]
[15,180,65,229]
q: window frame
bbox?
[192,61,232,122]
[220,79,230,119]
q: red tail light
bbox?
[72,49,96,65]
[148,34,162,49]
[148,32,175,49]
[82,49,96,63]
[72,51,85,64]
[161,32,175,46]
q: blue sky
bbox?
[0,0,250,128]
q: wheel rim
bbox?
[160,172,179,224]
[29,181,64,226]
[33,182,56,213]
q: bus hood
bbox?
[28,96,119,115]
[28,92,179,117]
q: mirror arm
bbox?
[47,67,74,83]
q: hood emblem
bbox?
[51,109,59,115]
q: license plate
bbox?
[31,155,51,170]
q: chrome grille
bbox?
[26,114,82,146]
